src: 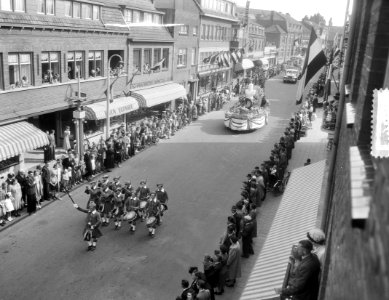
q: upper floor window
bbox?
[153,48,161,72]
[143,12,152,23]
[38,0,54,15]
[193,26,198,36]
[162,48,169,69]
[124,9,132,22]
[67,51,84,79]
[133,49,141,73]
[88,51,102,77]
[177,49,187,68]
[0,54,4,90]
[143,48,152,74]
[41,52,60,84]
[0,0,25,12]
[8,53,31,89]
[153,14,162,24]
[64,1,99,20]
[82,3,92,19]
[191,48,196,66]
[133,10,140,23]
[73,2,80,18]
[179,25,188,35]
[92,5,99,20]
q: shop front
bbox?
[0,121,49,177]
[83,96,139,144]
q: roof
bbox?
[0,10,128,33]
[128,25,173,42]
[201,8,239,23]
[95,0,160,13]
[265,24,286,34]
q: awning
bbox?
[234,58,255,72]
[241,160,326,300]
[84,96,139,120]
[131,82,187,107]
[0,121,49,161]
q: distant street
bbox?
[0,77,299,300]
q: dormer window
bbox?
[0,0,25,12]
[64,1,100,20]
[38,0,54,15]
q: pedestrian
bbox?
[73,201,103,251]
[155,183,168,222]
[26,171,37,215]
[34,169,43,209]
[196,280,211,300]
[249,203,257,238]
[241,215,254,258]
[215,245,228,295]
[177,279,195,300]
[15,170,27,207]
[41,162,51,200]
[48,130,56,161]
[7,174,22,216]
[63,126,71,151]
[226,236,242,287]
[145,192,161,236]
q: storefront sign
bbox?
[131,79,168,90]
[110,104,135,117]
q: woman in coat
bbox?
[7,176,22,216]
[226,236,242,287]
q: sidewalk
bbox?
[222,108,329,300]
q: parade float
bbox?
[224,83,267,131]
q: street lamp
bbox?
[106,54,124,139]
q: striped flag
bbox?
[236,50,242,62]
[296,27,327,104]
[223,52,230,67]
[231,51,238,64]
[210,52,219,64]
[217,53,224,67]
[150,58,165,71]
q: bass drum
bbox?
[139,201,147,209]
[123,211,137,222]
[146,216,157,228]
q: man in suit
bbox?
[275,240,321,300]
[26,171,37,215]
[41,163,51,201]
[178,279,195,300]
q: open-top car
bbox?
[283,69,299,84]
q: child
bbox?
[62,167,70,191]
[67,167,73,189]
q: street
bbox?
[0,77,298,300]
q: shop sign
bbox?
[110,104,135,116]
[131,79,168,90]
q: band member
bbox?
[73,201,102,251]
[100,184,115,226]
[145,192,161,237]
[85,181,101,209]
[136,180,150,201]
[113,189,125,230]
[123,191,141,232]
[123,181,134,198]
[155,183,168,223]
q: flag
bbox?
[294,38,299,47]
[202,55,211,64]
[150,58,165,71]
[210,52,219,64]
[223,52,230,67]
[296,27,327,104]
[231,51,238,64]
[217,53,224,67]
[236,50,242,62]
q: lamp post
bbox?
[106,54,124,139]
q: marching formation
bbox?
[71,177,168,251]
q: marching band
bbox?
[73,177,169,251]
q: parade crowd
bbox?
[175,92,319,300]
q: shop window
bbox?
[143,49,152,74]
[124,9,132,22]
[8,53,32,89]
[84,119,103,137]
[133,10,140,23]
[67,51,84,79]
[88,51,102,77]
[73,2,80,18]
[162,48,169,70]
[0,0,25,12]
[179,25,188,35]
[133,49,141,73]
[193,26,198,36]
[41,52,60,84]
[191,48,196,66]
[82,3,92,19]
[92,5,99,20]
[177,48,187,68]
[37,0,54,15]
[153,48,161,72]
[143,12,152,23]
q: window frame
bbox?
[8,52,32,89]
[162,48,169,70]
[152,48,161,73]
[191,48,196,66]
[143,48,152,74]
[64,0,72,17]
[41,51,61,84]
[132,48,142,74]
[193,26,198,36]
[67,51,84,80]
[177,48,187,68]
[88,50,103,78]
[92,5,100,20]
[0,0,25,12]
[73,1,81,19]
[179,25,189,36]
[124,9,132,23]
[82,3,92,20]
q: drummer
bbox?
[145,192,161,237]
[113,187,125,230]
[100,184,115,227]
[123,181,134,198]
[123,191,140,232]
[155,183,168,223]
[136,180,150,201]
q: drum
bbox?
[139,201,147,209]
[123,211,137,222]
[146,216,157,228]
[160,204,168,212]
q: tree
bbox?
[302,13,326,26]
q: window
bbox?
[153,48,161,72]
[206,25,210,40]
[162,48,169,69]
[64,0,71,17]
[191,48,196,66]
[143,12,152,23]
[220,1,225,13]
[1,0,25,12]
[41,52,60,84]
[88,51,102,77]
[153,14,161,24]
[143,49,151,73]
[133,49,141,73]
[124,9,132,22]
[38,0,54,15]
[0,54,4,90]
[177,48,187,68]
[8,53,31,88]
[92,5,99,20]
[179,25,188,35]
[133,10,140,23]
[193,26,198,36]
[67,51,84,79]
[82,3,92,19]
[201,24,205,40]
[73,2,80,18]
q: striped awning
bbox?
[84,96,139,120]
[241,160,326,300]
[0,122,49,161]
[131,82,187,108]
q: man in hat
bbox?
[26,171,37,215]
[145,192,161,236]
[136,180,150,201]
[123,181,134,198]
[100,183,115,226]
[274,240,320,299]
[85,181,101,208]
[113,188,125,230]
[155,183,168,222]
[241,215,254,258]
[123,191,140,232]
[307,228,326,266]
[73,201,102,251]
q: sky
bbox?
[233,0,352,26]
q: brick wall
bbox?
[321,0,389,299]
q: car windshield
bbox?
[286,70,299,76]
